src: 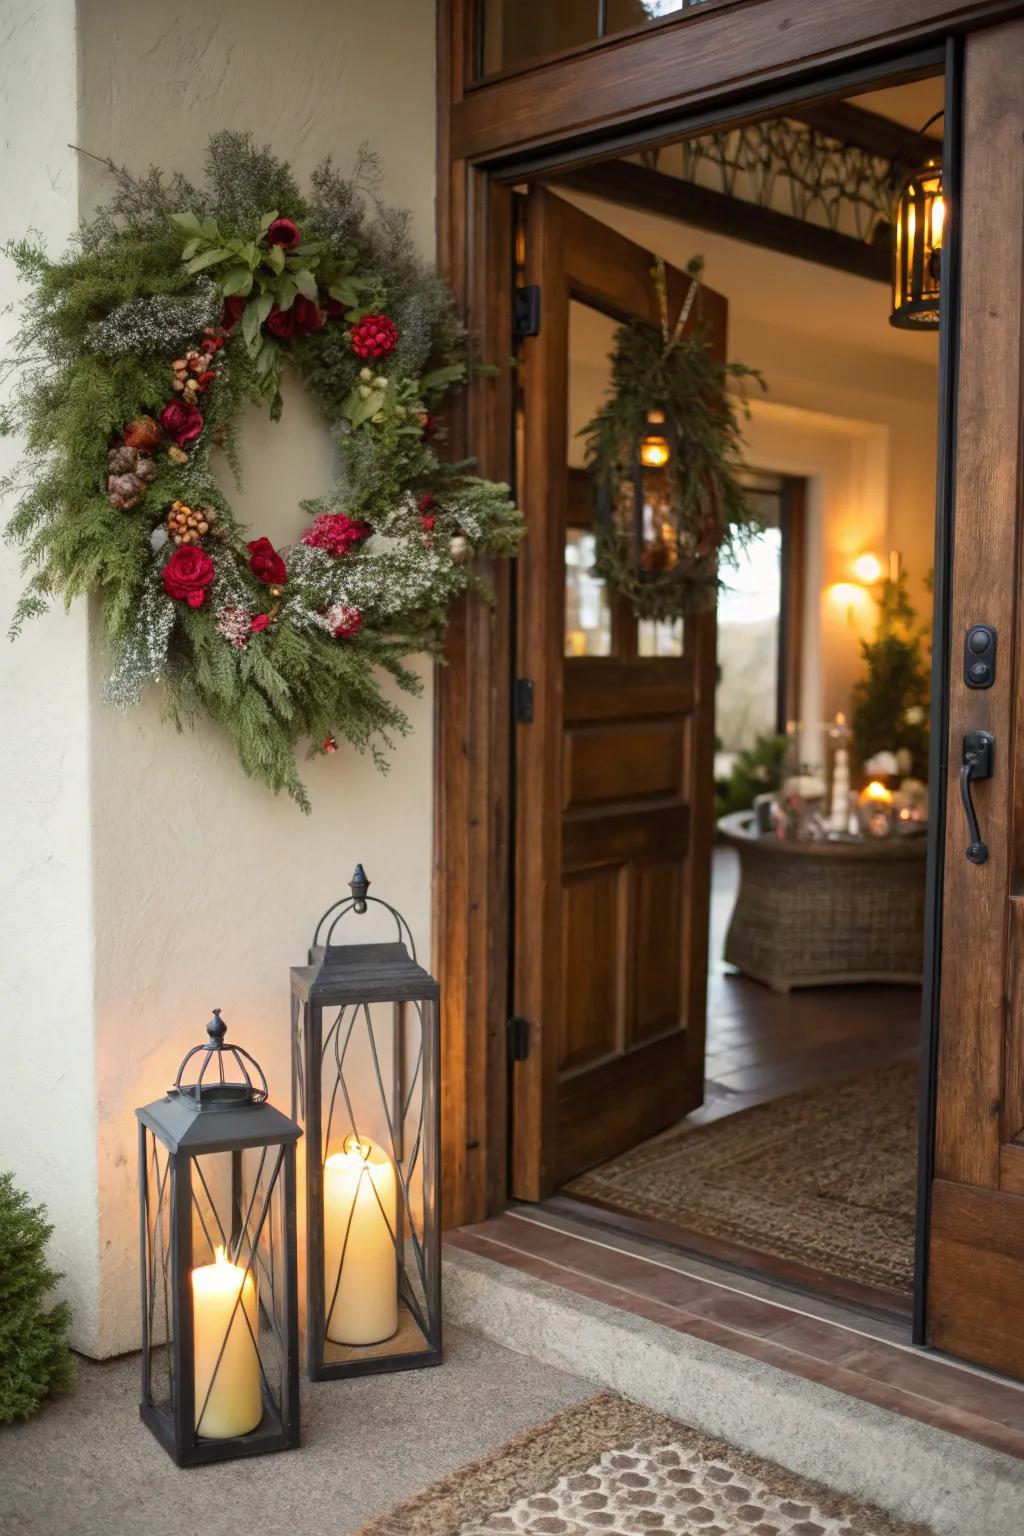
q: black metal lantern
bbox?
[290,864,441,1381]
[890,112,944,332]
[603,408,680,579]
[136,1011,301,1466]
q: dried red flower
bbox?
[162,545,215,609]
[249,613,270,634]
[158,399,204,446]
[247,537,287,586]
[265,295,324,339]
[266,217,302,249]
[302,512,371,558]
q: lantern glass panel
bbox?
[890,161,943,329]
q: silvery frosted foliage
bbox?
[84,284,220,358]
[2,131,521,809]
[106,571,176,707]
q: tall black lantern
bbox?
[136,1011,301,1466]
[290,864,441,1381]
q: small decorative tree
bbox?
[0,1172,73,1422]
[850,574,931,781]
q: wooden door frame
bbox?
[433,0,1023,1234]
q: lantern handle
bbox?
[173,1010,269,1105]
[312,892,418,962]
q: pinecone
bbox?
[349,313,399,360]
[167,501,216,545]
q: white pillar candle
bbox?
[191,1245,261,1439]
[323,1135,398,1347]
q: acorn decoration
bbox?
[167,500,217,545]
[449,532,474,566]
[106,443,157,511]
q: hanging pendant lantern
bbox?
[890,111,945,331]
[602,407,680,580]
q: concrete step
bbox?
[444,1241,1024,1536]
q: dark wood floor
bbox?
[699,847,920,1126]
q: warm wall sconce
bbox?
[852,552,884,585]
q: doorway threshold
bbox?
[446,1205,1024,1483]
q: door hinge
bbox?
[514,677,534,724]
[507,1015,531,1063]
[513,284,541,339]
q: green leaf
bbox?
[255,339,278,378]
[252,291,274,325]
[170,211,203,236]
[241,300,261,350]
[276,274,297,311]
[221,265,254,297]
[258,209,279,234]
[264,244,286,275]
[420,363,467,393]
[239,242,259,269]
[344,386,387,428]
[180,237,201,261]
[292,268,318,302]
[199,216,221,241]
[185,246,233,274]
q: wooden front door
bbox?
[511,189,720,1199]
[924,18,1024,1377]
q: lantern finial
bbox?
[349,863,370,913]
[207,1007,227,1043]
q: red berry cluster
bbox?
[350,313,399,360]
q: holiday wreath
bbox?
[1,134,521,808]
[582,258,765,623]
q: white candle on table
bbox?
[191,1245,261,1439]
[324,1135,398,1346]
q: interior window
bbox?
[478,0,693,79]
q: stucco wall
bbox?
[3,0,438,1358]
[0,0,101,1350]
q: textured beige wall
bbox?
[16,0,437,1358]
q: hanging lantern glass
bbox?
[136,1010,301,1466]
[890,157,944,330]
[290,863,441,1381]
[606,408,680,578]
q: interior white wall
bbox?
[0,0,101,1352]
[2,0,438,1359]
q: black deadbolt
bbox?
[963,625,997,688]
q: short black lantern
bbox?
[890,113,945,331]
[290,864,441,1381]
[136,1010,301,1466]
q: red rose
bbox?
[220,296,247,333]
[162,545,215,608]
[158,399,204,446]
[247,536,287,585]
[420,411,438,441]
[302,512,371,557]
[332,607,363,640]
[249,613,270,633]
[350,313,398,360]
[266,295,324,339]
[322,296,345,319]
[266,217,301,249]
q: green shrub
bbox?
[0,1171,74,1422]
[715,732,788,819]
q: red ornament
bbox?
[322,735,338,754]
[247,537,287,586]
[161,546,215,609]
[249,613,270,634]
[350,313,398,360]
[266,217,302,250]
[122,415,162,452]
[302,512,371,557]
[158,399,204,447]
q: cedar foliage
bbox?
[0,1172,74,1423]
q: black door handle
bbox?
[960,730,994,864]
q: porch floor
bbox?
[1,1326,594,1536]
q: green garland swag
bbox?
[1,133,521,809]
[582,258,765,623]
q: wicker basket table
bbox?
[717,811,927,992]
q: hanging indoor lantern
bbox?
[890,114,944,330]
[136,1010,301,1466]
[290,863,441,1381]
[606,407,679,577]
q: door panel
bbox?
[925,18,1024,1379]
[512,188,720,1197]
